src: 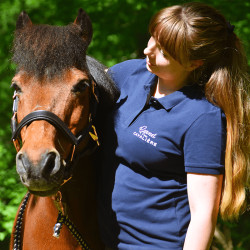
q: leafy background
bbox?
[0,0,249,249]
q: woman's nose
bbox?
[144,37,156,56]
[143,46,150,56]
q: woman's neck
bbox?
[153,78,187,98]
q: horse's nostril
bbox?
[44,153,55,171]
[21,176,26,183]
[17,152,30,173]
[17,153,31,171]
[16,152,31,185]
[41,151,60,177]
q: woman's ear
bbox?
[187,60,204,71]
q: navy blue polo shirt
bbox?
[98,59,226,250]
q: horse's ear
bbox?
[74,8,93,46]
[16,11,32,30]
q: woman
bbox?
[98,2,249,249]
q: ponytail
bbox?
[205,36,249,219]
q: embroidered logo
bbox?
[133,126,157,147]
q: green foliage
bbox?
[0,0,249,249]
[0,134,26,241]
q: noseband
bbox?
[11,77,100,175]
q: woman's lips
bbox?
[146,58,156,67]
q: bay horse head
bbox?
[11,9,100,197]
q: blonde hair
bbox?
[149,2,249,220]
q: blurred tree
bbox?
[0,0,249,249]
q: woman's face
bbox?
[144,36,193,87]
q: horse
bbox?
[9,9,118,250]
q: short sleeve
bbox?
[108,59,146,91]
[184,110,226,174]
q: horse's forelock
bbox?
[12,24,89,79]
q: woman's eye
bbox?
[156,44,168,58]
[159,48,167,58]
[11,82,22,93]
[72,80,90,93]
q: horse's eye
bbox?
[72,80,90,93]
[11,82,22,93]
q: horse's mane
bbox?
[12,23,88,78]
[86,56,119,153]
[87,55,118,106]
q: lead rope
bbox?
[53,211,91,249]
[12,192,90,250]
[13,192,30,250]
[53,191,91,250]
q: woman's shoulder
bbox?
[175,86,226,128]
[182,86,223,113]
[109,58,146,73]
[108,58,148,89]
[108,59,147,80]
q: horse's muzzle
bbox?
[16,150,65,196]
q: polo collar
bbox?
[154,87,191,111]
[145,78,201,112]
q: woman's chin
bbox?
[146,63,153,73]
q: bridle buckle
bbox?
[13,138,21,152]
[89,125,100,146]
[70,145,76,162]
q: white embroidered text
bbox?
[133,126,157,147]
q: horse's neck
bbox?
[60,154,98,225]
